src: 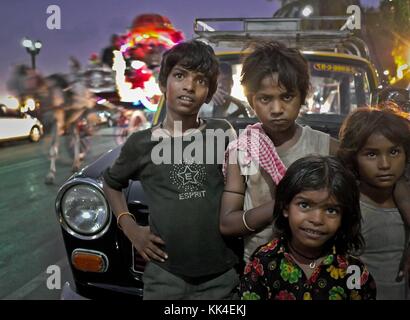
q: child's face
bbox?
[160,64,210,117]
[284,189,342,254]
[249,74,301,135]
[357,133,406,189]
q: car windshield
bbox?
[198,55,372,120]
[0,106,23,118]
[304,61,371,115]
[198,58,254,120]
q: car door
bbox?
[0,110,30,140]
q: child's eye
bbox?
[174,73,184,80]
[390,148,401,156]
[326,207,340,215]
[282,94,294,102]
[197,78,208,86]
[298,202,310,209]
[366,152,376,158]
[258,96,271,104]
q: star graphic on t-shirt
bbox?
[176,165,199,186]
[170,162,206,192]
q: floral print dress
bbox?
[240,238,376,300]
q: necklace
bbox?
[288,242,322,269]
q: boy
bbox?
[103,40,238,300]
[220,41,339,262]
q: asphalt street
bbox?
[0,126,119,299]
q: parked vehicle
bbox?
[0,104,43,143]
[56,16,380,299]
[377,86,410,114]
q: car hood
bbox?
[75,145,122,179]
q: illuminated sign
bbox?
[313,63,357,74]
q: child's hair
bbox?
[240,41,310,104]
[338,107,410,177]
[159,40,219,102]
[273,155,364,255]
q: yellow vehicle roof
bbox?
[215,49,378,89]
[153,48,379,126]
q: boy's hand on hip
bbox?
[126,225,168,262]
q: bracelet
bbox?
[223,189,245,196]
[242,210,255,232]
[116,212,136,230]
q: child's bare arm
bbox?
[394,176,410,283]
[219,161,274,236]
[103,180,167,262]
[329,137,340,156]
[393,177,410,227]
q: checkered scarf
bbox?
[223,122,286,185]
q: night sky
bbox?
[0,0,380,95]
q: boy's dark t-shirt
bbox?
[103,119,238,278]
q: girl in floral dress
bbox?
[239,155,376,300]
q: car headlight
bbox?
[58,182,111,239]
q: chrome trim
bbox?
[131,246,145,279]
[55,177,112,240]
[61,282,89,300]
[71,248,109,273]
[61,281,143,298]
[87,282,143,297]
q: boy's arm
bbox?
[219,159,274,237]
[103,180,168,262]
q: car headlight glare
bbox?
[61,184,109,235]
